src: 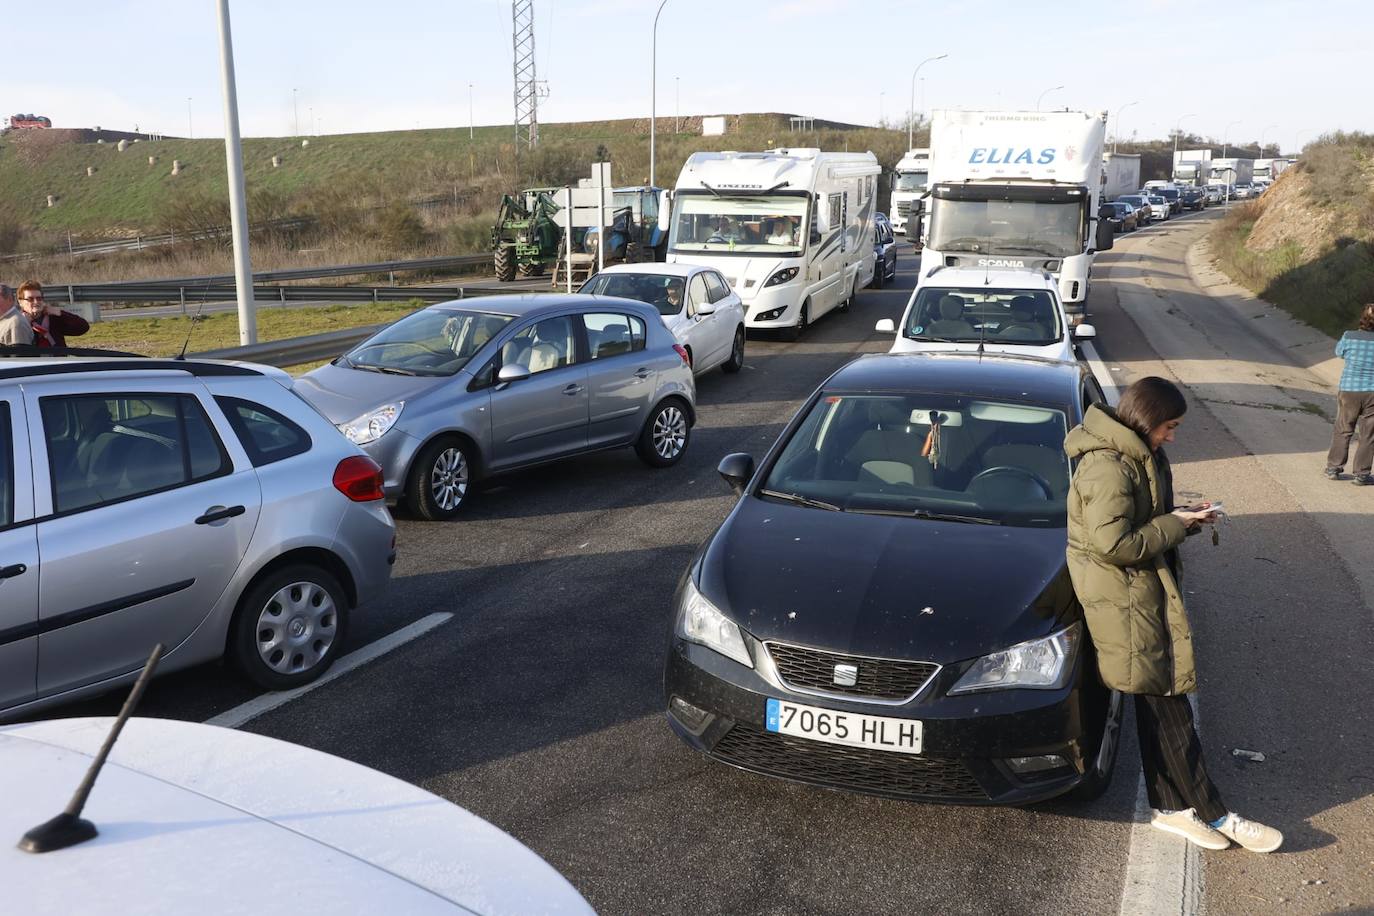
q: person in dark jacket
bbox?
[1325,303,1374,485]
[1065,376,1282,853]
[16,280,90,348]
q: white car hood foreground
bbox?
[0,718,594,916]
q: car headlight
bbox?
[948,622,1081,695]
[677,578,753,668]
[764,267,799,287]
[337,403,404,445]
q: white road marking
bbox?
[205,612,454,729]
[1085,292,1203,916]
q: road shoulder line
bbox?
[205,612,453,729]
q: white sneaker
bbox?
[1213,813,1283,853]
[1149,808,1231,850]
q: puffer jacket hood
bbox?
[1065,404,1195,695]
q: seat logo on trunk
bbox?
[833,663,858,687]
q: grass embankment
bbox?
[80,300,424,360]
[1210,133,1374,338]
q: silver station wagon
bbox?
[296,295,697,520]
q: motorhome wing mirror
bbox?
[1095,218,1115,252]
[810,226,822,245]
[657,189,673,231]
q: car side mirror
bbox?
[496,364,531,387]
[875,318,896,333]
[695,300,716,316]
[1073,323,1097,340]
[717,452,755,496]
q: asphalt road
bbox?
[42,210,1374,915]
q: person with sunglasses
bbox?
[0,283,35,346]
[15,280,89,348]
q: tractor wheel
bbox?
[517,260,539,278]
[494,246,516,282]
[626,242,646,264]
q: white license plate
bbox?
[765,698,922,754]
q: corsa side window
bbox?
[40,393,230,514]
[216,397,312,467]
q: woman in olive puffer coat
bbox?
[1064,376,1282,853]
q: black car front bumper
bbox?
[664,639,1107,806]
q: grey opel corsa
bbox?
[296,295,697,520]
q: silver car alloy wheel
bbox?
[431,446,468,511]
[731,331,744,364]
[256,581,338,674]
[653,406,687,459]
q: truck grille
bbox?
[764,642,939,702]
[896,201,912,217]
[712,725,988,801]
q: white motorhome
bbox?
[889,147,931,234]
[1102,152,1141,200]
[1208,158,1254,188]
[666,148,881,340]
[921,110,1111,322]
[1172,149,1213,187]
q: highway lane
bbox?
[49,249,1142,915]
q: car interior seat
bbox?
[925,295,973,338]
[998,295,1044,340]
[846,400,934,488]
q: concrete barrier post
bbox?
[46,195,56,207]
[172,159,182,175]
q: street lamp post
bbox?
[1221,119,1241,158]
[214,0,256,345]
[292,88,299,137]
[908,54,947,151]
[675,76,680,134]
[468,83,474,140]
[1172,112,1197,159]
[186,97,193,139]
[1036,85,1064,111]
[1259,123,1279,157]
[649,0,669,187]
[879,90,885,126]
[1113,100,1139,154]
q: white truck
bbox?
[1209,158,1253,189]
[1102,152,1141,200]
[889,147,930,235]
[920,109,1111,322]
[1252,157,1292,186]
[665,148,881,340]
[1172,149,1213,187]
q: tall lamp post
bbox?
[649,0,669,187]
[215,0,256,345]
[908,53,946,151]
[1221,119,1241,158]
[1172,112,1197,158]
[186,97,193,139]
[292,87,299,137]
[1259,123,1279,157]
[468,83,475,140]
[1036,85,1064,111]
[1112,100,1139,154]
[1293,128,1314,156]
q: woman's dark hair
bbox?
[1116,376,1187,441]
[1359,303,1374,332]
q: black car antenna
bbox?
[977,263,991,359]
[18,644,164,854]
[175,296,210,360]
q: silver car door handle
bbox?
[634,369,651,379]
[196,505,246,525]
[563,384,583,395]
[0,563,26,580]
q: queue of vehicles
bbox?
[0,111,1172,896]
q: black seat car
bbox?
[664,352,1123,805]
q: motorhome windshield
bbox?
[928,198,1084,259]
[670,193,808,256]
[894,171,929,192]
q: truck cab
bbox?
[889,148,930,236]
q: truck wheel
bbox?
[494,247,516,282]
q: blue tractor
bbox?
[581,186,669,266]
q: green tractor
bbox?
[491,189,563,282]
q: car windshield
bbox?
[894,170,928,192]
[927,198,1084,258]
[903,287,1062,345]
[669,193,807,256]
[340,308,513,376]
[580,272,684,316]
[1158,189,1180,200]
[762,393,1070,526]
[1119,196,1145,207]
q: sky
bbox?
[6,0,1365,155]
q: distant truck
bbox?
[921,108,1111,321]
[1209,158,1253,189]
[889,148,930,235]
[6,114,52,129]
[1252,158,1292,186]
[1172,149,1213,187]
[1102,152,1141,200]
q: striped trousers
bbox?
[1134,693,1227,823]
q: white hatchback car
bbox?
[579,262,747,376]
[875,266,1094,362]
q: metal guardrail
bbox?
[44,280,509,307]
[191,324,387,368]
[72,253,491,291]
[0,218,316,262]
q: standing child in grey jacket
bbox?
[1325,303,1374,485]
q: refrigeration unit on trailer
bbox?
[1208,158,1253,188]
[666,148,881,339]
[1172,149,1213,187]
[889,147,931,234]
[920,109,1111,323]
[1102,152,1141,200]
